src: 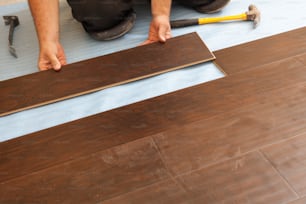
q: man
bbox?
[28,0,229,71]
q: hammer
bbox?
[171,4,261,28]
[3,16,20,58]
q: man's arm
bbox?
[143,0,172,44]
[28,0,66,71]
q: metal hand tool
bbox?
[3,16,20,58]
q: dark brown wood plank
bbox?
[101,179,189,204]
[0,32,215,117]
[0,137,169,204]
[1,55,306,183]
[287,197,306,204]
[153,80,306,175]
[262,134,306,197]
[176,152,297,204]
[297,54,306,65]
[214,27,306,75]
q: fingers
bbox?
[38,62,48,71]
[50,55,62,71]
[38,55,62,71]
[158,25,172,43]
[38,43,67,71]
[140,18,172,46]
[58,44,67,66]
[140,25,172,46]
[60,58,67,66]
[140,39,152,46]
[158,27,166,42]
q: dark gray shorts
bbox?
[66,0,216,32]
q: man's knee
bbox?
[67,0,134,32]
[175,0,212,7]
[176,0,230,13]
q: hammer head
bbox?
[3,16,19,27]
[246,4,261,28]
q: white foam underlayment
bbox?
[0,0,305,141]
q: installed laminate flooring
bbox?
[1,55,306,183]
[288,197,306,204]
[0,32,214,117]
[262,134,306,197]
[101,152,297,204]
[0,138,170,203]
[214,27,306,75]
[1,27,306,203]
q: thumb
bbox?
[50,55,62,71]
[158,25,167,43]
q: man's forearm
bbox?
[28,0,60,47]
[151,0,171,17]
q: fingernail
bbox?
[54,64,61,72]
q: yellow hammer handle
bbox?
[198,13,247,24]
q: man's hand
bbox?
[38,42,66,71]
[142,15,172,45]
[28,0,64,71]
[142,0,172,45]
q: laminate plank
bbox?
[297,54,306,65]
[287,197,306,204]
[1,55,306,182]
[0,137,169,204]
[214,27,306,75]
[153,81,306,175]
[0,32,215,117]
[262,134,306,197]
[176,152,296,204]
[100,179,189,204]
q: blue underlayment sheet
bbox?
[0,0,306,141]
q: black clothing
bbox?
[66,0,229,40]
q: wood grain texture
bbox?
[154,77,306,175]
[101,179,189,204]
[297,53,306,65]
[1,55,306,183]
[176,152,296,204]
[0,140,299,204]
[262,134,306,197]
[0,137,169,204]
[287,197,306,204]
[0,32,215,117]
[214,27,306,75]
[101,153,298,204]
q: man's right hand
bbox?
[28,0,64,71]
[38,42,67,71]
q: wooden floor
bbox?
[1,27,306,203]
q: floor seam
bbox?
[150,136,190,193]
[258,150,300,199]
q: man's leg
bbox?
[67,0,135,40]
[176,0,230,13]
